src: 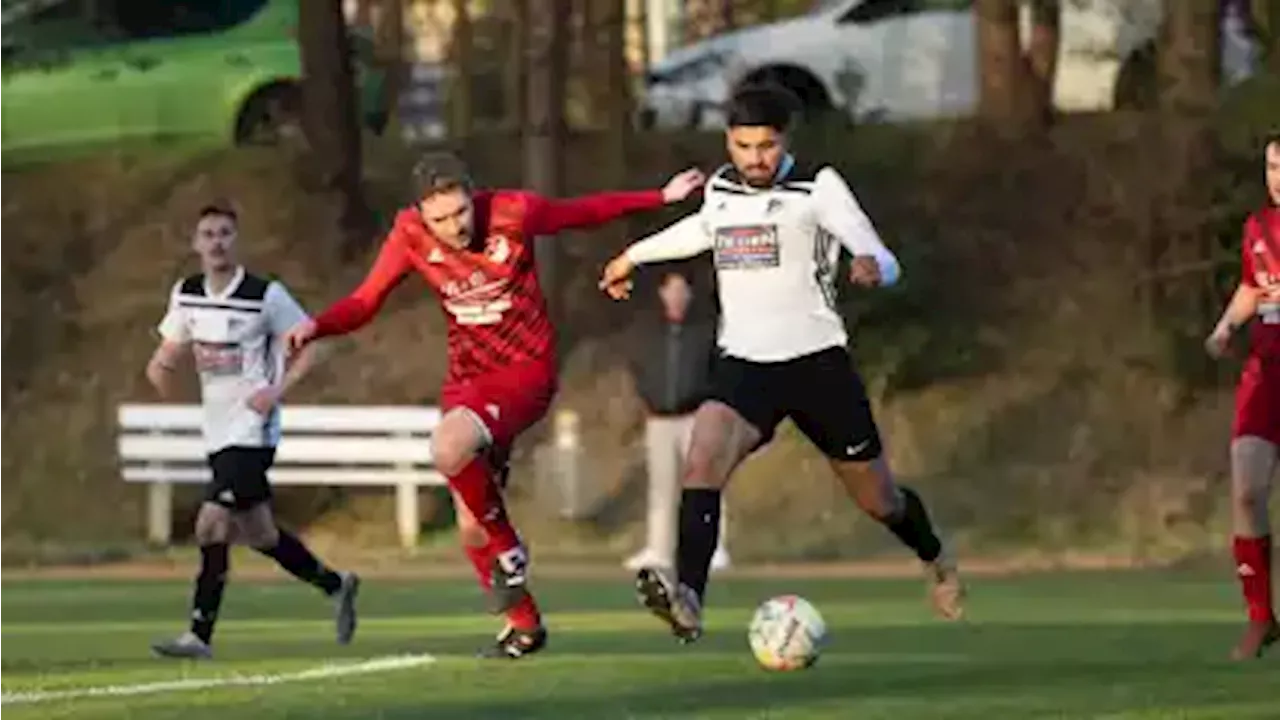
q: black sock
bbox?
[259,530,342,595]
[676,488,722,601]
[885,486,942,563]
[190,543,229,644]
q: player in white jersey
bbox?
[144,202,360,659]
[600,86,964,642]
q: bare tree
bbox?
[1025,0,1060,125]
[448,0,475,138]
[975,0,1023,125]
[600,0,630,182]
[524,0,573,315]
[373,0,407,121]
[500,0,529,133]
[298,0,369,253]
[1153,1,1222,334]
[1158,0,1221,116]
[975,0,1060,132]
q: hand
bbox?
[1204,323,1234,359]
[661,167,706,204]
[283,319,318,359]
[247,385,283,416]
[849,256,883,287]
[598,254,636,300]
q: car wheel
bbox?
[235,84,304,147]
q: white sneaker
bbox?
[151,630,213,659]
[710,548,732,573]
[624,548,669,572]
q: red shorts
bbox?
[441,358,558,451]
[1232,356,1280,446]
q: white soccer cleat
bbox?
[151,631,213,660]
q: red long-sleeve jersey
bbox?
[1242,206,1280,359]
[312,188,666,384]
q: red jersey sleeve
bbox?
[312,219,413,338]
[1242,216,1259,288]
[522,189,666,235]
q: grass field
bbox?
[1,567,1274,719]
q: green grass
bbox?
[1,569,1275,719]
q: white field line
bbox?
[1,653,436,706]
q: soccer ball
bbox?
[747,594,827,671]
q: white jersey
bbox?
[626,156,900,362]
[156,267,309,453]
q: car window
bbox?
[2,0,105,56]
[839,0,969,24]
[99,0,268,41]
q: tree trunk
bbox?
[524,0,572,317]
[601,0,630,183]
[1025,0,1060,126]
[298,0,369,254]
[448,0,475,138]
[502,0,529,133]
[1158,0,1221,117]
[975,0,1023,126]
[374,0,406,123]
[1155,1,1221,340]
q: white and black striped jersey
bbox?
[156,266,309,452]
[627,155,900,363]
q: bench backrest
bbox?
[117,404,445,486]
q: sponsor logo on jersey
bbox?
[714,224,780,270]
[486,235,512,264]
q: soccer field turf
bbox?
[1,568,1274,719]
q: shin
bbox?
[676,403,758,600]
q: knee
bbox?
[241,517,280,550]
[431,425,480,478]
[1231,477,1268,514]
[835,461,897,520]
[682,449,722,489]
[193,506,231,546]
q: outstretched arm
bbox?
[525,168,706,235]
[599,213,714,301]
[812,167,901,287]
[624,213,715,265]
[312,231,412,339]
[525,190,665,234]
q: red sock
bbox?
[462,542,493,590]
[447,457,522,556]
[507,594,542,630]
[1233,535,1275,623]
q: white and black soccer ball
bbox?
[747,594,827,671]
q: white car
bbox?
[638,0,1257,129]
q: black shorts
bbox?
[205,446,275,510]
[710,346,883,462]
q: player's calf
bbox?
[240,505,359,643]
[832,460,964,620]
[1228,436,1276,658]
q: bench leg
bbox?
[395,482,419,551]
[147,482,173,545]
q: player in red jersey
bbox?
[1205,133,1280,660]
[284,152,705,658]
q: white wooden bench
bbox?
[117,404,445,549]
